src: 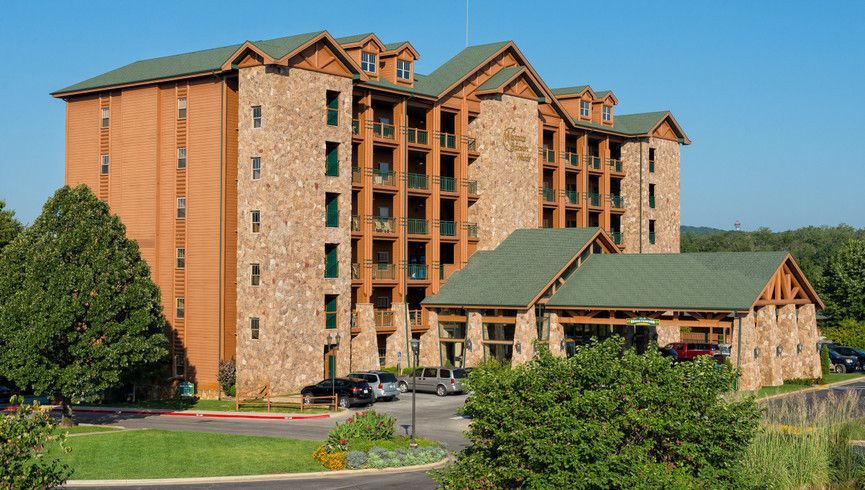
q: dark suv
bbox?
[300,377,374,408]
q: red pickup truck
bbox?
[665,342,720,361]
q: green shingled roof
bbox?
[594,90,611,99]
[413,41,510,96]
[546,252,790,311]
[551,85,589,96]
[53,31,324,95]
[335,33,375,45]
[422,228,602,308]
[383,41,409,51]
[476,66,524,92]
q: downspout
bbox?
[639,139,644,253]
[216,73,225,399]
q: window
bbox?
[176,297,185,319]
[176,248,185,269]
[361,52,377,73]
[603,106,611,122]
[580,100,590,118]
[177,147,187,169]
[251,210,261,233]
[252,105,262,128]
[649,148,656,173]
[251,263,260,286]
[326,91,339,126]
[174,354,185,377]
[325,295,338,329]
[251,157,261,180]
[324,244,338,278]
[101,107,109,128]
[177,97,187,119]
[325,193,339,227]
[649,219,656,245]
[250,317,260,340]
[100,154,109,175]
[649,184,656,209]
[396,60,411,80]
[325,142,339,176]
[176,197,186,219]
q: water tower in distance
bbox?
[734,220,741,231]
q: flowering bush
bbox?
[312,445,347,470]
[325,410,395,451]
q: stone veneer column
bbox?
[350,303,379,372]
[418,310,441,367]
[797,304,822,379]
[548,313,565,357]
[235,65,353,394]
[730,311,761,391]
[756,306,783,387]
[467,94,539,251]
[464,310,484,367]
[776,304,800,380]
[620,137,680,253]
[656,325,681,346]
[511,309,537,365]
[386,303,409,369]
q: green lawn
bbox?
[93,398,329,414]
[49,429,323,479]
[347,435,439,452]
[757,373,864,398]
[58,425,122,435]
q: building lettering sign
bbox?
[503,127,531,162]
[626,317,659,327]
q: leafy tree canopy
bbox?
[0,199,23,252]
[433,338,761,489]
[0,185,168,425]
[822,239,865,322]
[0,398,70,488]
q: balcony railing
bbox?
[372,263,396,280]
[649,232,656,245]
[352,166,362,184]
[439,132,457,149]
[463,179,478,195]
[406,173,428,190]
[649,195,656,208]
[439,220,456,236]
[369,168,397,186]
[609,194,625,209]
[326,158,339,177]
[539,147,556,163]
[324,310,338,329]
[563,152,580,166]
[352,119,360,135]
[587,192,601,207]
[406,127,428,145]
[369,121,396,139]
[370,216,396,234]
[409,309,424,328]
[540,186,556,202]
[407,263,428,280]
[374,309,394,328]
[464,222,479,238]
[586,156,602,170]
[326,205,339,227]
[609,158,623,173]
[564,189,579,205]
[439,176,456,193]
[464,136,477,152]
[438,263,459,283]
[351,263,361,280]
[351,215,361,232]
[610,231,624,245]
[405,218,428,235]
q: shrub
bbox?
[0,397,71,488]
[326,410,395,452]
[346,450,367,469]
[217,359,236,394]
[820,345,832,381]
[432,338,761,489]
[312,445,347,470]
[822,319,865,351]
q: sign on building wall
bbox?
[626,317,660,327]
[503,127,531,162]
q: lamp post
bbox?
[410,337,420,449]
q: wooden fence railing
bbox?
[235,384,339,412]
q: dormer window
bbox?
[580,101,590,118]
[396,60,411,80]
[603,106,611,122]
[361,52,377,73]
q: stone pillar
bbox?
[656,324,681,347]
[350,304,379,372]
[464,310,484,367]
[386,303,409,369]
[797,304,821,379]
[730,311,761,391]
[548,313,565,357]
[756,306,783,387]
[776,304,800,380]
[512,309,537,365]
[418,310,440,367]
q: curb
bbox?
[758,375,865,401]
[64,456,451,487]
[0,405,344,421]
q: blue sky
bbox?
[1,0,863,230]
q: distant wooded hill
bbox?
[681,225,726,235]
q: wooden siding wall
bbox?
[64,78,230,391]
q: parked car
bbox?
[826,346,859,373]
[827,345,865,371]
[300,377,374,408]
[0,385,14,404]
[665,342,720,361]
[348,371,400,401]
[398,367,466,396]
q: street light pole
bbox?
[410,337,420,449]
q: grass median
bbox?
[49,429,323,479]
[757,372,864,398]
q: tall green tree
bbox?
[0,199,23,252]
[823,239,865,322]
[0,185,168,425]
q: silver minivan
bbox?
[397,367,467,396]
[349,371,400,401]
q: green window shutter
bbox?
[325,244,338,278]
[326,91,339,126]
[326,194,339,227]
[326,143,339,176]
[325,295,338,329]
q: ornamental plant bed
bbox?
[311,410,446,470]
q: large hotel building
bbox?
[55,30,821,394]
